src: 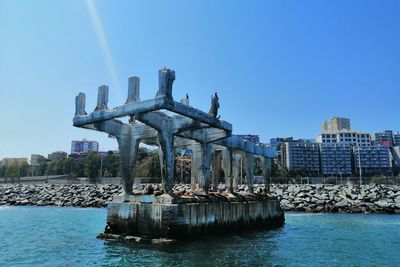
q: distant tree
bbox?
[103,151,120,177]
[148,152,161,178]
[0,166,5,177]
[84,152,101,178]
[137,147,149,162]
[38,161,48,176]
[19,163,29,177]
[63,157,75,176]
[72,159,84,177]
[103,169,113,178]
[5,165,20,177]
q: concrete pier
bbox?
[73,67,284,241]
[105,194,284,239]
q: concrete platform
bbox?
[104,193,285,240]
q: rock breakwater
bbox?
[268,184,400,214]
[1,183,399,213]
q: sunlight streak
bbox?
[85,0,120,95]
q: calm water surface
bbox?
[0,206,399,267]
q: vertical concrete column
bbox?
[127,77,140,104]
[157,132,175,194]
[260,157,271,192]
[156,67,175,100]
[200,143,213,193]
[211,150,222,191]
[190,142,200,190]
[117,129,139,196]
[75,92,87,116]
[243,152,254,193]
[222,148,233,193]
[191,143,212,193]
[95,85,109,111]
[244,153,254,193]
[232,153,241,192]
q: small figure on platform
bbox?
[209,92,220,119]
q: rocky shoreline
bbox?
[269,184,400,214]
[1,183,400,214]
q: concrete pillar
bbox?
[75,92,87,116]
[222,148,233,193]
[211,150,222,191]
[261,157,271,192]
[156,67,175,100]
[95,85,109,111]
[117,130,139,196]
[190,143,199,190]
[191,143,212,193]
[127,76,140,104]
[232,153,241,192]
[157,132,175,194]
[243,152,254,193]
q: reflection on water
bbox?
[0,207,399,266]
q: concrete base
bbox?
[104,194,285,240]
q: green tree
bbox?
[103,151,120,177]
[46,161,56,175]
[19,163,29,177]
[0,166,5,177]
[63,157,75,176]
[148,152,161,178]
[5,165,20,177]
[38,161,48,176]
[84,152,101,178]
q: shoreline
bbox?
[0,183,399,214]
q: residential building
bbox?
[48,151,67,161]
[371,130,393,147]
[71,139,99,154]
[316,130,371,147]
[353,146,391,172]
[322,117,351,132]
[0,158,28,167]
[270,137,305,150]
[280,141,320,175]
[320,144,352,175]
[30,154,46,167]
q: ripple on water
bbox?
[0,207,399,267]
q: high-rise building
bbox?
[320,144,352,175]
[30,154,46,167]
[322,117,351,132]
[71,139,99,154]
[353,146,391,172]
[280,141,320,175]
[371,130,393,147]
[316,130,371,147]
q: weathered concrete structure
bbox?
[73,67,284,240]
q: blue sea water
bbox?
[0,206,399,267]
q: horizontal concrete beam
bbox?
[73,97,168,126]
[212,135,278,158]
[165,101,232,133]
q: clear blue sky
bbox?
[0,0,399,159]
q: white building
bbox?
[316,130,371,147]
